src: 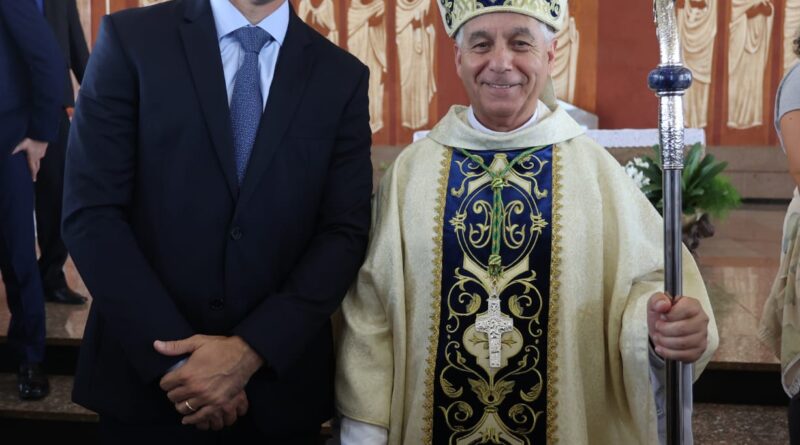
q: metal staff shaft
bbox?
[664,167,684,445]
[649,1,693,444]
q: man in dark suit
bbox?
[63,0,372,442]
[37,0,90,305]
[0,0,65,400]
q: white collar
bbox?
[466,103,541,136]
[210,0,289,46]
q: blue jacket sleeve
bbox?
[62,15,196,384]
[0,0,65,142]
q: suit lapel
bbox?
[236,11,313,209]
[179,0,238,199]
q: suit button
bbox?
[230,226,242,241]
[210,298,225,311]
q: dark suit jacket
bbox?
[63,0,372,435]
[44,0,90,107]
[0,0,65,159]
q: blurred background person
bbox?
[0,0,66,400]
[37,0,90,305]
[759,23,800,445]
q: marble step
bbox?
[0,343,80,375]
[694,366,785,406]
[0,373,96,422]
[0,300,88,347]
[0,373,338,437]
[0,375,788,445]
[694,403,789,444]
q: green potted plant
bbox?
[624,143,741,253]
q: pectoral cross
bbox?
[475,293,513,369]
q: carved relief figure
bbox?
[348,0,387,133]
[396,0,436,130]
[785,0,800,74]
[728,0,774,129]
[551,5,579,103]
[677,0,717,128]
[298,0,339,45]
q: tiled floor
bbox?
[0,374,95,421]
[695,204,786,369]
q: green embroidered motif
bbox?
[453,146,546,280]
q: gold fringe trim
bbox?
[421,147,453,444]
[546,144,562,444]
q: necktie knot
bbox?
[232,26,271,54]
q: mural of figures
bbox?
[298,0,339,45]
[727,0,774,129]
[785,0,800,74]
[552,5,579,103]
[348,0,387,133]
[677,0,717,128]
[396,0,436,130]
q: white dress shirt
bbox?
[210,0,289,110]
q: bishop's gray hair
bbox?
[455,20,556,47]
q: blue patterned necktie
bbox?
[230,26,272,186]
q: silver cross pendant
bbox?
[475,293,513,369]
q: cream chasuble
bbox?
[335,104,719,445]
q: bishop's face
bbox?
[455,13,556,132]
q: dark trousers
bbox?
[35,109,69,292]
[0,153,46,364]
[98,415,321,445]
[791,393,800,445]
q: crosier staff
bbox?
[649,1,693,444]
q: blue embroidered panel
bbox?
[431,146,554,444]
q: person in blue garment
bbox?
[0,0,65,401]
[35,0,91,306]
